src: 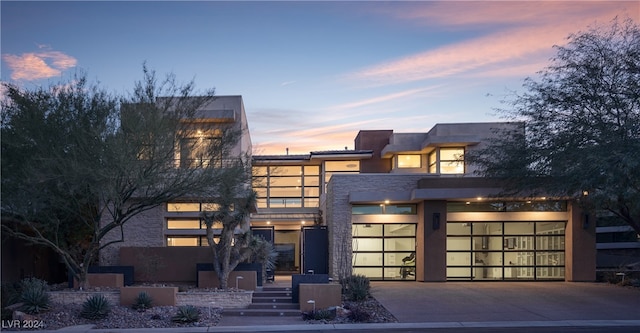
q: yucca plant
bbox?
[171,305,200,323]
[342,274,370,301]
[80,294,111,320]
[131,291,153,311]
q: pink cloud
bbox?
[2,51,77,81]
[348,2,639,86]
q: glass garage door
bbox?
[352,223,416,281]
[446,221,565,281]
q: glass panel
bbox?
[507,201,567,212]
[472,222,503,235]
[447,252,471,266]
[167,219,201,229]
[428,151,437,173]
[257,198,267,208]
[385,205,417,214]
[353,224,383,237]
[352,205,384,215]
[304,165,320,175]
[270,177,302,186]
[472,236,502,250]
[255,188,268,198]
[271,166,302,176]
[446,267,471,279]
[325,160,360,172]
[448,202,505,212]
[304,187,319,197]
[384,224,415,236]
[440,160,464,174]
[440,147,464,160]
[201,203,220,211]
[352,253,382,266]
[473,252,491,265]
[167,203,200,212]
[384,267,411,280]
[504,222,534,235]
[353,238,383,251]
[304,176,320,186]
[252,176,267,188]
[269,198,301,208]
[536,252,565,265]
[447,237,471,250]
[536,222,566,234]
[383,238,415,251]
[504,251,534,266]
[253,166,268,176]
[304,198,319,207]
[536,267,565,279]
[538,234,565,250]
[167,237,199,246]
[397,154,421,168]
[384,252,415,266]
[447,223,471,235]
[270,187,302,197]
[353,267,382,280]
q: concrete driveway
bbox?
[370,282,640,323]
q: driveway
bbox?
[370,282,640,323]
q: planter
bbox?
[299,283,341,312]
[197,271,257,290]
[120,286,177,306]
[291,274,329,303]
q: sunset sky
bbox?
[2,1,638,154]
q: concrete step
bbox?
[222,308,301,317]
[251,296,294,304]
[248,303,299,310]
[253,290,292,298]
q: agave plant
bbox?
[171,305,200,323]
[20,287,51,314]
[131,291,153,311]
[80,294,111,320]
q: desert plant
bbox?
[347,304,371,322]
[80,294,111,320]
[18,277,50,314]
[171,305,200,323]
[131,291,153,311]
[342,274,370,301]
[20,287,51,314]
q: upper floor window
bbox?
[428,147,465,174]
[179,136,222,168]
[396,154,421,168]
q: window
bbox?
[352,204,417,215]
[396,155,421,168]
[179,136,221,168]
[252,165,321,208]
[167,202,221,212]
[352,223,416,281]
[440,148,464,174]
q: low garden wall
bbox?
[49,290,253,309]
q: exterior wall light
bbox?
[432,212,441,230]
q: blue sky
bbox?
[2,1,638,154]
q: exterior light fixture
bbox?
[307,299,316,312]
[582,190,589,196]
[301,220,306,225]
[432,212,441,230]
[465,202,470,205]
[384,200,390,204]
[476,197,483,201]
[266,221,271,225]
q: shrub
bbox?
[80,294,111,320]
[20,287,51,314]
[132,291,153,311]
[301,308,336,321]
[18,277,50,314]
[347,304,371,322]
[342,274,370,301]
[171,305,200,323]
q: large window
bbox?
[252,165,320,208]
[352,204,417,215]
[396,154,421,168]
[446,221,566,281]
[352,223,416,281]
[428,147,464,174]
[179,136,221,169]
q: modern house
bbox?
[95,97,599,283]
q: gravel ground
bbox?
[7,295,395,330]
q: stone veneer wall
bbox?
[99,206,165,266]
[49,291,252,308]
[325,174,424,280]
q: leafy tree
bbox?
[469,17,640,234]
[1,66,243,288]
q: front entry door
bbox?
[301,226,328,274]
